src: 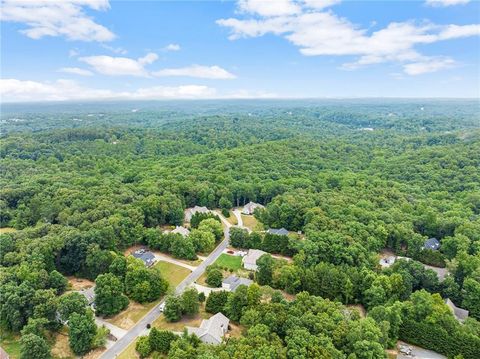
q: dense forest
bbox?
[1,99,479,359]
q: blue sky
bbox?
[1,0,479,102]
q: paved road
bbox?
[99,214,231,359]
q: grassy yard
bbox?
[241,215,263,231]
[153,304,211,332]
[213,253,242,271]
[106,299,160,330]
[118,338,140,359]
[51,329,74,359]
[154,261,192,289]
[0,331,21,359]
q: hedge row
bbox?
[399,320,480,359]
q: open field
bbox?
[241,215,263,231]
[213,253,242,271]
[154,260,192,289]
[106,300,160,330]
[67,276,95,291]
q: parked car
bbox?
[159,302,166,312]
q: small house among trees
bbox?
[242,202,264,215]
[186,312,230,345]
[242,249,267,271]
[185,206,209,222]
[423,237,440,251]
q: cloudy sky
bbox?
[1,0,479,102]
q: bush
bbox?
[198,292,206,303]
[135,336,152,359]
[205,291,231,314]
[149,328,177,354]
[206,267,223,287]
[416,249,446,267]
[20,333,51,359]
[164,296,183,322]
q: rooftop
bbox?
[222,275,253,291]
[186,312,229,344]
[267,228,289,236]
[242,249,267,265]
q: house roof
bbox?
[171,226,190,237]
[222,275,253,291]
[78,286,95,304]
[446,298,469,322]
[267,228,289,236]
[242,249,267,266]
[185,206,210,221]
[243,202,264,213]
[132,250,155,264]
[0,346,9,359]
[186,312,229,344]
[424,237,440,250]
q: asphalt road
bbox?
[99,215,231,359]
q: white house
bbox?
[222,275,253,292]
[171,226,190,237]
[186,312,230,345]
[185,206,209,222]
[242,249,267,271]
[242,202,264,215]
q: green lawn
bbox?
[0,332,21,359]
[213,253,242,271]
[154,260,192,288]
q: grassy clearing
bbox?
[154,261,191,289]
[51,330,74,359]
[106,300,159,330]
[153,304,211,332]
[118,338,140,359]
[67,276,94,291]
[0,227,16,234]
[241,215,263,231]
[213,253,242,271]
[0,331,21,359]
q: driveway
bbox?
[194,283,224,296]
[233,209,243,227]
[153,252,198,271]
[397,341,446,359]
[99,216,231,359]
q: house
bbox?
[267,228,289,236]
[78,286,95,306]
[222,275,253,292]
[445,298,469,322]
[242,249,267,271]
[132,249,156,266]
[171,226,190,237]
[424,237,440,251]
[379,256,396,268]
[186,312,230,345]
[242,202,264,215]
[185,206,209,222]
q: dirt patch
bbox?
[228,322,244,338]
[67,277,94,291]
[51,331,74,359]
[84,347,106,359]
[124,245,144,256]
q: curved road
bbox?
[100,213,231,359]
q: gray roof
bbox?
[242,249,267,266]
[446,298,469,322]
[267,228,289,236]
[186,312,229,344]
[222,275,253,291]
[132,250,155,264]
[78,286,95,304]
[424,237,440,250]
[171,226,190,237]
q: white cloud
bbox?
[403,57,456,75]
[0,78,217,102]
[163,43,181,51]
[79,53,158,76]
[0,0,115,42]
[101,44,128,54]
[152,65,236,79]
[58,67,93,76]
[69,49,80,57]
[238,0,301,16]
[217,1,480,75]
[302,0,341,10]
[426,0,470,7]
